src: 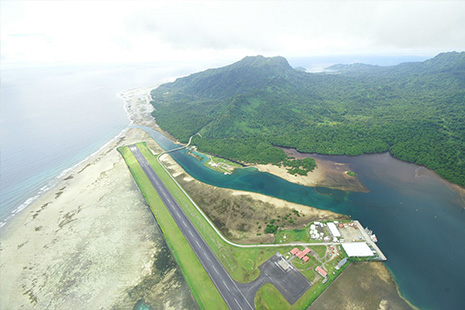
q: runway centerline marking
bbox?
[128,145,254,310]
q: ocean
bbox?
[2,55,461,309]
[0,55,430,227]
[0,62,193,227]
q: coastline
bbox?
[158,152,347,242]
[0,94,133,230]
[310,262,415,310]
[0,86,197,309]
[113,86,461,309]
[118,86,158,128]
[138,85,368,193]
[251,161,368,193]
[1,84,430,309]
[0,128,154,308]
[0,128,129,229]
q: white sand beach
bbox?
[0,128,155,308]
[0,85,413,309]
[0,88,197,309]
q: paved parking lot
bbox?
[237,253,312,306]
[260,253,312,304]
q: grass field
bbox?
[137,144,295,283]
[292,260,350,309]
[255,284,291,310]
[119,142,354,309]
[275,228,311,243]
[203,154,242,174]
[118,144,227,310]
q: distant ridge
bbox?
[150,52,465,186]
[326,51,465,73]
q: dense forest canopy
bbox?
[150,52,465,186]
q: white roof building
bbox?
[327,222,341,238]
[342,242,374,257]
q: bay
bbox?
[137,125,465,310]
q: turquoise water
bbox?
[136,125,465,310]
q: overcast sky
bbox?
[1,0,465,68]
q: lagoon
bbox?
[136,125,465,310]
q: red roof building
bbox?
[291,248,300,255]
[316,266,327,277]
[303,256,309,262]
[297,247,311,259]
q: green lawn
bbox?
[292,260,350,309]
[120,142,355,309]
[293,257,318,282]
[137,143,295,283]
[203,154,242,174]
[118,144,226,310]
[255,283,291,310]
[312,245,327,259]
[274,228,311,243]
[254,256,350,310]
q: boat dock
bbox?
[353,220,387,261]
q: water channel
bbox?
[134,125,465,310]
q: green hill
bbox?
[150,52,465,186]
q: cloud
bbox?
[1,1,464,67]
[122,2,277,51]
[367,2,465,51]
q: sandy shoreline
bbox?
[158,153,347,243]
[124,85,368,193]
[251,159,368,193]
[0,87,197,309]
[0,129,152,308]
[0,84,348,308]
[0,84,430,309]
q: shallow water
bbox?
[0,64,190,227]
[137,125,465,310]
[2,60,464,308]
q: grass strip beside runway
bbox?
[255,283,291,310]
[118,144,227,310]
[123,142,340,309]
[137,144,296,283]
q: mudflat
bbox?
[159,152,349,244]
[252,147,368,193]
[310,262,416,310]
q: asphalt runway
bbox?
[129,145,253,310]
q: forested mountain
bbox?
[150,52,465,186]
